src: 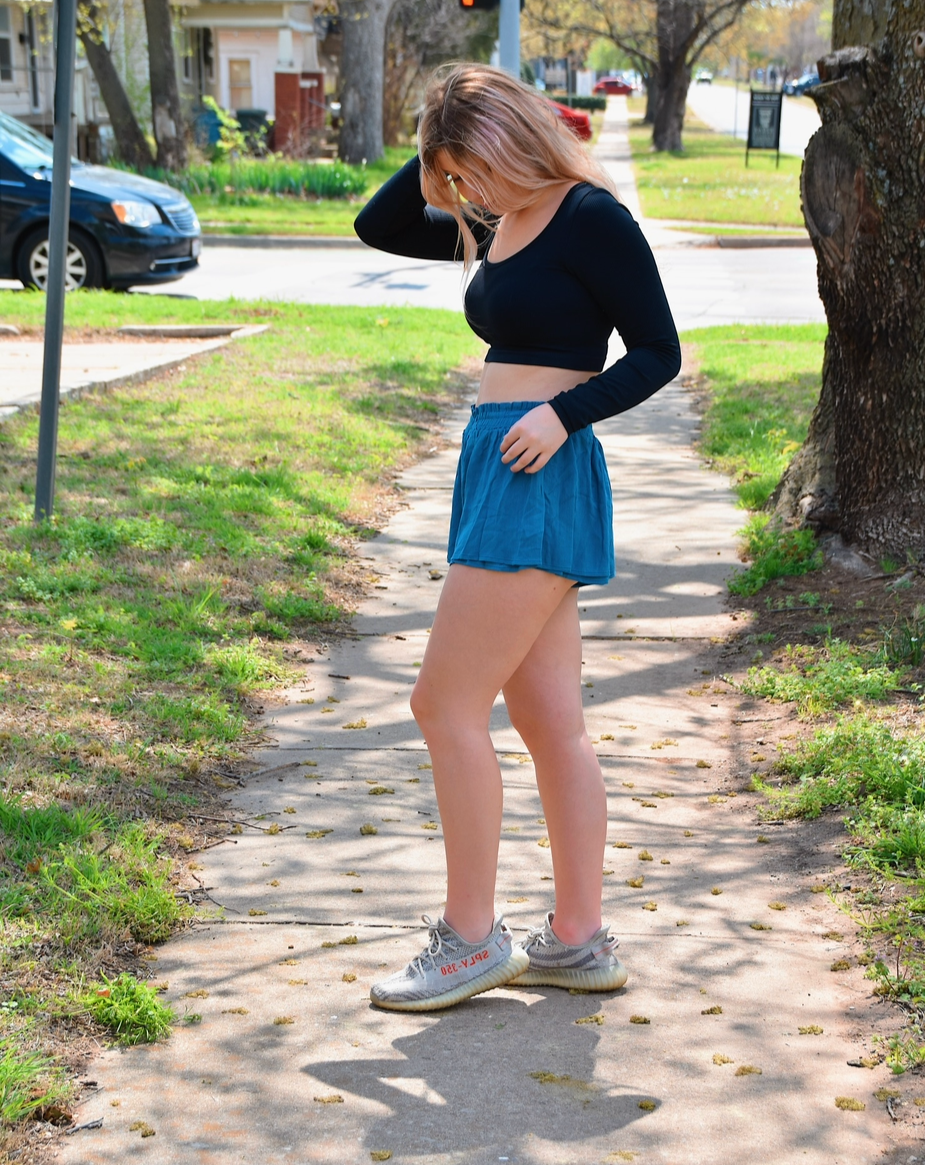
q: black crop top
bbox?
[353,157,681,434]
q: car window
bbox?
[0,110,80,170]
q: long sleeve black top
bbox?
[354,157,681,433]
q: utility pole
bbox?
[35,0,78,521]
[498,0,519,77]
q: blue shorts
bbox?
[447,401,615,587]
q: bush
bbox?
[150,158,369,200]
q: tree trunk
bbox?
[643,70,658,124]
[339,0,397,164]
[774,3,925,558]
[651,0,694,151]
[79,12,155,171]
[143,0,187,171]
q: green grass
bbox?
[630,114,804,227]
[0,288,482,1128]
[680,324,826,594]
[0,1043,68,1125]
[739,640,905,718]
[84,973,175,1045]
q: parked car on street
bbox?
[548,100,592,141]
[694,69,714,84]
[0,110,201,291]
[783,71,820,96]
[593,77,633,96]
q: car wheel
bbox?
[16,226,104,291]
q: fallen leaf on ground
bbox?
[750,923,772,931]
[735,1065,761,1076]
[576,1014,604,1025]
[756,835,770,844]
[642,901,657,911]
[273,1016,295,1025]
[368,785,393,795]
[638,1100,656,1111]
[629,1015,650,1025]
[129,1121,155,1138]
[713,1054,733,1065]
[306,829,333,839]
[370,1153,392,1162]
[315,1095,344,1104]
[343,973,357,983]
[222,1007,249,1015]
[627,876,644,888]
[529,1072,594,1091]
[507,896,528,903]
[248,909,267,917]
[798,1025,823,1035]
[696,760,712,768]
[874,1088,901,1102]
[823,931,844,941]
[711,887,722,896]
[612,841,633,849]
[183,989,209,999]
[538,838,550,848]
[360,823,378,835]
[683,830,694,837]
[835,1097,865,1111]
[676,920,689,927]
[831,959,851,971]
[638,850,653,862]
[650,739,678,749]
[768,901,787,911]
[701,1005,723,1015]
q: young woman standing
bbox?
[354,63,680,1012]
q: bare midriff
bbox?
[476,362,597,406]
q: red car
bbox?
[593,77,633,96]
[547,100,592,141]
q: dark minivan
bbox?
[0,110,201,291]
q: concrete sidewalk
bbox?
[55,103,901,1165]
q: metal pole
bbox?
[34,0,77,522]
[498,0,520,78]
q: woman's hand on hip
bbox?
[500,403,568,473]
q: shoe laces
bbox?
[409,914,459,977]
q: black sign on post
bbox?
[746,90,783,168]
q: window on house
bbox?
[228,59,252,111]
[202,29,214,84]
[0,7,14,83]
[181,27,192,83]
[26,10,39,108]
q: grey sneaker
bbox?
[510,912,628,991]
[370,914,529,1012]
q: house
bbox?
[0,0,332,160]
[179,0,329,152]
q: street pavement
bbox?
[51,100,907,1165]
[686,81,820,158]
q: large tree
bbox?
[78,2,155,170]
[143,0,187,170]
[383,0,495,147]
[339,0,400,164]
[772,0,925,559]
[528,0,750,150]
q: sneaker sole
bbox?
[370,948,530,1012]
[508,960,628,991]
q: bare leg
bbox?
[502,588,607,946]
[410,564,575,943]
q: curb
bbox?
[202,234,367,249]
[716,235,811,248]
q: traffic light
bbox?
[459,0,524,9]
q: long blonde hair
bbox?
[418,62,620,267]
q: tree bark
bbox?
[773,2,925,558]
[143,0,187,171]
[78,8,155,171]
[651,0,694,151]
[339,0,398,164]
[643,69,658,124]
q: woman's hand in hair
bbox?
[499,403,568,474]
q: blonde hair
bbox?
[418,62,620,267]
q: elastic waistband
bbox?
[468,400,545,428]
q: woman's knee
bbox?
[507,697,585,754]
